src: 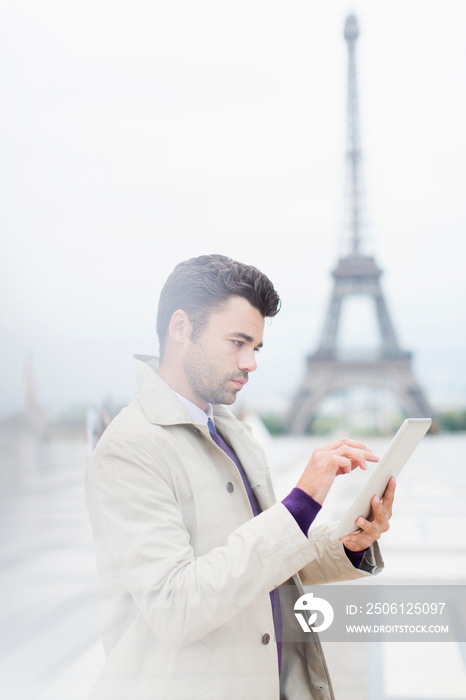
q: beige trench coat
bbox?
[85,356,383,700]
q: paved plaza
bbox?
[1,425,465,699]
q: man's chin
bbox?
[210,391,237,406]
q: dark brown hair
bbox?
[157,254,281,355]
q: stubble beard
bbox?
[183,341,243,406]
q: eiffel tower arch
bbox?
[286,14,433,434]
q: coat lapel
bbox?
[213,406,276,511]
[134,355,277,512]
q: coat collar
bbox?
[133,354,274,510]
[134,354,235,427]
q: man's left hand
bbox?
[340,477,396,552]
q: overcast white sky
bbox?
[1,0,465,418]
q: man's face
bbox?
[183,295,265,408]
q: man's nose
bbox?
[238,347,257,373]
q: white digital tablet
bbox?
[329,418,431,541]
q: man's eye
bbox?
[232,340,243,348]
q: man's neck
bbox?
[157,361,208,412]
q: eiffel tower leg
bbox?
[389,362,434,418]
[286,360,338,433]
[373,291,401,355]
[317,292,342,357]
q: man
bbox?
[86,254,394,700]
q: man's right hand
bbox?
[296,438,379,506]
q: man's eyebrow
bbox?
[231,332,263,348]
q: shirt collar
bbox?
[173,391,214,426]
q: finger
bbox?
[334,456,353,475]
[333,455,373,475]
[334,458,365,476]
[367,481,396,522]
[370,496,388,527]
[381,477,396,516]
[334,446,380,471]
[364,451,380,463]
[341,495,392,550]
[321,438,374,452]
[360,506,390,538]
[334,445,380,462]
[339,529,372,550]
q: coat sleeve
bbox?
[86,436,340,648]
[298,522,384,585]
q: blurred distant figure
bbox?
[23,351,46,436]
[85,405,100,456]
[86,397,117,455]
[97,397,116,436]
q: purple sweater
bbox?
[282,487,367,569]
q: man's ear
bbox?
[167,309,193,346]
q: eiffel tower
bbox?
[286,14,433,434]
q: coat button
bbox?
[262,633,271,645]
[226,482,234,493]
